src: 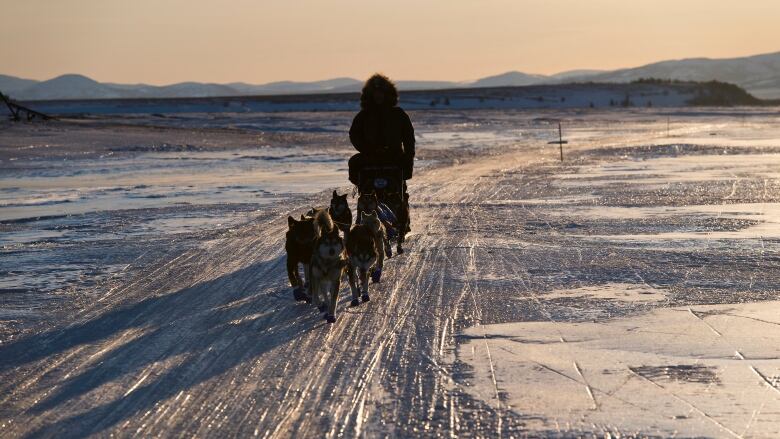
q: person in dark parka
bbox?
[348,73,415,186]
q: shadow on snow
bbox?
[0,255,323,438]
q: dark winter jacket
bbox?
[349,106,415,160]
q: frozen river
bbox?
[2,106,780,437]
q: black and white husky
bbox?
[285,215,316,301]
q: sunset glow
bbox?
[3,0,779,84]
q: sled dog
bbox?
[329,190,352,237]
[285,215,316,301]
[345,222,379,305]
[384,191,409,254]
[359,211,386,284]
[357,192,392,258]
[305,206,335,239]
[309,226,347,323]
[356,192,378,223]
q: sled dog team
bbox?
[285,190,392,323]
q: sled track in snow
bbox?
[4,116,780,437]
[0,150,545,438]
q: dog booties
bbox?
[371,267,382,283]
[292,287,307,301]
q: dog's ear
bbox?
[339,194,348,201]
[300,214,306,220]
[288,216,296,228]
[332,190,338,198]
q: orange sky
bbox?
[2,0,779,85]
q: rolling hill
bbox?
[3,51,779,101]
[569,52,780,99]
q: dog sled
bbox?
[357,165,410,255]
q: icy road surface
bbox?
[2,108,780,437]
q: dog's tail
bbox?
[314,208,335,237]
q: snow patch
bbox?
[460,300,780,437]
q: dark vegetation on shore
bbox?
[631,78,780,106]
[2,79,777,115]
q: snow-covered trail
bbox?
[0,144,542,437]
[3,113,780,437]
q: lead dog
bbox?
[310,225,347,323]
[307,208,348,323]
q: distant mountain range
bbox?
[567,52,780,99]
[2,51,779,101]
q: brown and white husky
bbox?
[345,222,379,306]
[309,212,347,323]
[359,211,386,284]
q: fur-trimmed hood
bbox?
[360,73,399,110]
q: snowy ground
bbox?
[2,107,780,437]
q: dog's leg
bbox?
[396,222,405,254]
[372,236,384,284]
[302,262,312,302]
[310,263,322,308]
[384,230,392,258]
[286,257,300,287]
[326,277,338,323]
[310,276,319,308]
[347,263,360,307]
[404,193,411,233]
[313,262,327,312]
[314,278,328,312]
[318,280,330,313]
[317,279,330,312]
[360,268,370,303]
[397,206,409,254]
[396,220,405,254]
[287,258,304,301]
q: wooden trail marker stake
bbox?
[547,121,568,162]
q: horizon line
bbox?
[3,49,779,88]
